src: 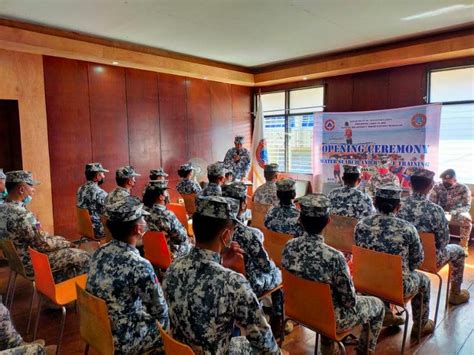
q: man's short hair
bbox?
[342,173,359,185]
[85,171,98,181]
[374,197,400,215]
[107,218,140,242]
[115,177,129,187]
[208,174,221,183]
[264,171,277,181]
[5,181,20,192]
[192,213,232,244]
[410,176,432,192]
[300,214,330,234]
[178,169,192,178]
[142,187,165,208]
[277,190,295,205]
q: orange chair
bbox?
[181,193,197,215]
[158,323,195,354]
[418,232,451,325]
[0,240,35,333]
[29,247,87,354]
[168,203,194,237]
[76,207,96,240]
[101,215,113,243]
[143,231,173,270]
[76,285,114,355]
[352,245,423,354]
[282,269,355,354]
[322,215,357,254]
[262,228,292,268]
[251,202,272,230]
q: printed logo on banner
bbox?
[324,119,336,131]
[255,139,268,169]
[411,113,427,128]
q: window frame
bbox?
[427,65,474,105]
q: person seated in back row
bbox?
[199,162,226,197]
[176,163,202,195]
[105,166,141,209]
[253,163,280,207]
[0,169,7,204]
[264,178,305,238]
[282,193,384,355]
[397,168,469,304]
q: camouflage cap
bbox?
[222,182,247,200]
[106,196,150,222]
[116,166,141,179]
[343,165,361,175]
[440,169,456,179]
[411,168,435,180]
[264,163,279,173]
[375,185,402,199]
[379,155,390,165]
[85,162,109,173]
[207,162,227,177]
[196,195,233,220]
[234,136,245,144]
[144,180,169,193]
[276,178,296,192]
[150,168,168,177]
[0,169,5,180]
[178,163,194,172]
[296,193,331,217]
[5,171,40,185]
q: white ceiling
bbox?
[0,0,472,67]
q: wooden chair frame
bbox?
[261,228,292,269]
[251,202,272,230]
[322,215,357,254]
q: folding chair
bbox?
[143,231,173,270]
[168,203,194,237]
[158,323,195,354]
[181,193,197,215]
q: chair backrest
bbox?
[158,323,195,355]
[77,207,95,239]
[76,285,115,355]
[251,202,272,230]
[322,215,357,253]
[100,215,113,243]
[352,245,404,305]
[0,239,28,277]
[167,203,189,231]
[262,228,292,268]
[418,232,438,272]
[143,231,172,269]
[181,193,197,215]
[282,269,338,339]
[28,247,56,301]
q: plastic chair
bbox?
[100,215,113,243]
[29,247,87,355]
[158,323,195,354]
[76,285,114,355]
[262,228,292,268]
[143,231,173,270]
[418,232,451,325]
[322,215,357,254]
[181,193,197,215]
[0,240,35,333]
[168,203,194,237]
[282,269,355,354]
[251,202,272,230]
[76,207,96,240]
[352,245,423,354]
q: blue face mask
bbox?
[22,195,33,206]
[0,190,7,198]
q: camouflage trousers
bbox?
[228,336,253,355]
[451,212,472,248]
[438,244,466,286]
[1,344,45,355]
[404,271,430,327]
[0,301,23,350]
[334,295,385,352]
[48,248,91,283]
[91,215,105,238]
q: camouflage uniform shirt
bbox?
[76,181,108,237]
[429,182,472,214]
[253,182,278,207]
[86,239,169,354]
[264,203,305,238]
[367,172,400,197]
[224,147,251,180]
[176,178,202,195]
[328,185,375,220]
[105,187,130,209]
[162,247,279,354]
[199,182,222,197]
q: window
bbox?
[261,87,324,173]
[428,66,474,184]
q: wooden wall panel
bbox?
[44,56,92,237]
[351,69,390,111]
[231,85,253,150]
[210,81,233,162]
[388,64,426,108]
[0,100,22,171]
[324,75,353,112]
[88,63,129,192]
[126,68,161,197]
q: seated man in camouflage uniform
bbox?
[0,169,6,204]
[328,165,374,220]
[144,168,170,201]
[176,163,202,195]
[398,169,469,304]
[199,162,226,197]
[264,178,305,238]
[143,180,192,258]
[0,171,90,283]
[355,185,434,337]
[87,196,169,354]
[367,157,400,198]
[104,166,140,209]
[253,163,279,207]
[429,169,472,254]
[282,194,384,355]
[224,136,251,181]
[163,196,280,354]
[76,162,109,237]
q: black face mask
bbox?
[443,182,453,188]
[98,178,105,186]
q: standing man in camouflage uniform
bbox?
[224,136,251,181]
[398,169,470,304]
[163,196,280,354]
[143,180,192,258]
[328,165,375,220]
[87,196,169,354]
[0,169,6,204]
[253,163,279,207]
[429,169,472,253]
[200,162,226,197]
[355,185,434,337]
[367,157,400,197]
[264,178,305,238]
[105,166,140,209]
[0,171,90,282]
[282,194,384,355]
[176,163,202,195]
[76,163,109,238]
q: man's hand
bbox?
[233,154,241,162]
[222,241,245,274]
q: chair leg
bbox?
[26,282,36,334]
[314,332,319,355]
[33,295,43,340]
[417,292,423,343]
[56,306,67,355]
[337,341,346,355]
[84,344,90,355]
[401,307,409,355]
[4,270,13,305]
[7,272,18,309]
[445,265,451,310]
[433,273,442,326]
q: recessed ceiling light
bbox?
[112,61,119,65]
[401,4,473,21]
[203,76,208,80]
[303,77,308,80]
